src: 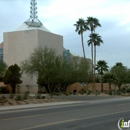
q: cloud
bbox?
[0,0,130,67]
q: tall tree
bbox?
[74,18,89,59]
[95,60,109,92]
[111,62,128,90]
[4,64,22,93]
[103,72,116,90]
[86,17,101,75]
[88,33,103,75]
[0,60,7,78]
[86,17,101,91]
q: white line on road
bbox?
[19,109,130,130]
[2,102,130,121]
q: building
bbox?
[1,0,91,90]
[3,0,65,86]
[0,43,3,61]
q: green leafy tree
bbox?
[111,62,128,90]
[22,47,90,97]
[95,60,109,92]
[74,18,89,59]
[4,64,22,93]
[103,72,116,90]
[0,60,7,78]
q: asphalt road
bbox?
[0,96,130,130]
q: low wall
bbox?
[66,82,118,93]
[87,83,117,91]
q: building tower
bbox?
[3,0,64,89]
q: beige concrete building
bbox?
[3,29,64,86]
[1,0,92,93]
[3,0,65,87]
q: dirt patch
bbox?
[0,98,68,107]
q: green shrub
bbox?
[86,90,91,95]
[108,90,112,95]
[63,91,69,95]
[22,92,29,99]
[80,88,86,93]
[116,90,122,95]
[25,91,30,94]
[0,87,8,94]
[95,90,100,96]
[9,93,15,99]
[66,93,69,96]
[35,93,45,99]
[78,91,84,95]
[38,91,43,94]
[69,92,72,95]
[108,90,117,96]
[54,92,60,96]
[15,94,23,101]
[0,96,8,105]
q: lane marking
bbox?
[2,102,130,121]
[19,109,130,130]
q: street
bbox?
[0,96,130,130]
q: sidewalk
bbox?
[0,101,86,111]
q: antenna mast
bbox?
[25,0,42,27]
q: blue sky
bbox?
[0,0,130,68]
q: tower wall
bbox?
[3,29,63,86]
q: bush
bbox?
[121,85,130,93]
[38,91,43,94]
[69,92,72,95]
[80,92,84,95]
[86,90,92,95]
[108,90,113,95]
[116,90,122,95]
[80,88,86,93]
[53,92,60,96]
[9,93,15,99]
[66,93,69,96]
[25,91,30,94]
[15,94,23,101]
[63,91,69,95]
[22,92,29,99]
[0,96,8,105]
[95,90,100,96]
[0,87,9,94]
[35,93,45,99]
[103,90,108,94]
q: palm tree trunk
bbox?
[101,74,103,92]
[109,82,111,90]
[91,31,94,93]
[93,44,96,91]
[81,33,86,59]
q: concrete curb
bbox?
[0,101,87,111]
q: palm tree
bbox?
[86,17,101,72]
[88,33,103,72]
[95,60,109,92]
[74,18,89,59]
[103,72,116,90]
[86,17,101,91]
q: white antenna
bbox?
[25,0,42,27]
